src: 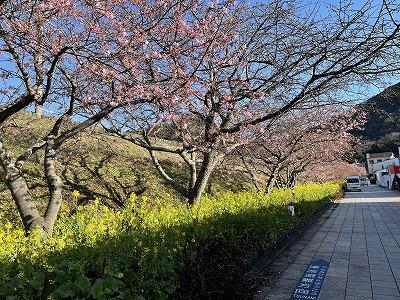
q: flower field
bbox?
[0,182,341,299]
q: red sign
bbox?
[389,165,400,174]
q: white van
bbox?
[346,176,361,192]
[359,176,370,186]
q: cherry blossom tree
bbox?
[0,0,157,234]
[2,0,400,235]
[107,0,400,204]
[0,0,110,234]
[302,161,366,183]
[238,107,364,191]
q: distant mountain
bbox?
[356,82,400,157]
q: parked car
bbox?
[346,176,362,192]
[359,176,370,186]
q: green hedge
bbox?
[0,182,341,299]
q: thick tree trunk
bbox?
[265,163,281,194]
[42,137,63,235]
[7,172,44,231]
[188,152,220,205]
[0,104,117,235]
[35,104,42,118]
[0,140,43,232]
[288,172,297,188]
[186,152,197,197]
[190,153,197,189]
[266,174,276,194]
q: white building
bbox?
[366,151,395,175]
[373,157,400,188]
[370,147,400,189]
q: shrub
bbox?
[0,182,341,299]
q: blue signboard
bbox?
[290,259,329,300]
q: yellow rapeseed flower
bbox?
[71,190,80,200]
[4,222,12,230]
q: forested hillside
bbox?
[357,83,400,156]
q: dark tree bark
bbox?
[0,102,120,235]
[42,136,63,234]
[265,163,282,194]
[0,140,44,232]
[188,151,221,205]
[0,94,35,124]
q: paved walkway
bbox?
[256,185,400,300]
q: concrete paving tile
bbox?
[370,260,391,266]
[344,296,372,300]
[336,241,352,248]
[370,258,390,265]
[332,251,350,259]
[336,245,351,252]
[348,268,370,278]
[373,286,400,296]
[274,278,298,288]
[318,289,345,300]
[294,256,313,264]
[370,266,393,276]
[318,247,334,253]
[263,290,292,300]
[386,249,400,254]
[350,254,369,261]
[349,265,369,272]
[313,252,332,260]
[330,258,350,266]
[349,259,370,267]
[392,261,400,269]
[372,280,399,288]
[319,242,335,248]
[371,274,397,282]
[373,295,400,300]
[279,269,305,280]
[367,248,386,253]
[368,246,385,250]
[346,281,372,290]
[322,276,347,290]
[326,266,348,277]
[346,287,373,297]
[368,244,385,248]
[350,246,367,253]
[351,249,368,255]
[347,275,371,283]
[353,234,366,238]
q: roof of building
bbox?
[367,152,393,158]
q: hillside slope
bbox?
[357,82,400,156]
[0,112,255,221]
